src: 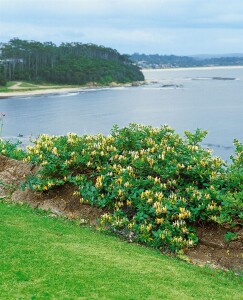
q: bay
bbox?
[0,67,243,162]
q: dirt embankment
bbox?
[0,154,242,271]
[0,155,104,225]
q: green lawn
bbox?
[18,82,39,88]
[0,81,17,92]
[0,201,242,300]
[6,81,17,88]
[18,82,79,88]
[0,81,80,93]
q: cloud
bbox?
[1,0,243,54]
[1,0,243,27]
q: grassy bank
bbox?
[0,81,80,93]
[0,200,242,300]
[0,81,142,98]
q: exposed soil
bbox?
[0,154,33,197]
[0,155,104,225]
[186,223,243,272]
[0,154,242,272]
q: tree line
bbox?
[0,38,144,86]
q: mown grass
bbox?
[18,82,79,88]
[0,81,18,92]
[6,81,16,88]
[18,82,39,88]
[0,81,80,93]
[0,200,242,300]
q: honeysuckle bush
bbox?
[0,139,26,160]
[0,124,242,252]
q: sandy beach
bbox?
[0,87,88,99]
[0,81,145,99]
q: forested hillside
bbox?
[0,38,144,85]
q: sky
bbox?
[1,0,243,55]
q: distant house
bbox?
[0,58,23,64]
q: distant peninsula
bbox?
[130,53,243,69]
[0,38,144,86]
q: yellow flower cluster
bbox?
[153,202,167,215]
[177,207,191,220]
[207,201,220,211]
[95,175,104,188]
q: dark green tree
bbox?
[0,38,144,84]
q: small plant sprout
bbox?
[224,232,238,243]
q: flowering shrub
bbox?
[0,139,26,160]
[1,124,242,252]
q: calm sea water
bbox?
[0,67,243,162]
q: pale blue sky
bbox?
[1,0,243,55]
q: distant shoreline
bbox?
[142,66,243,72]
